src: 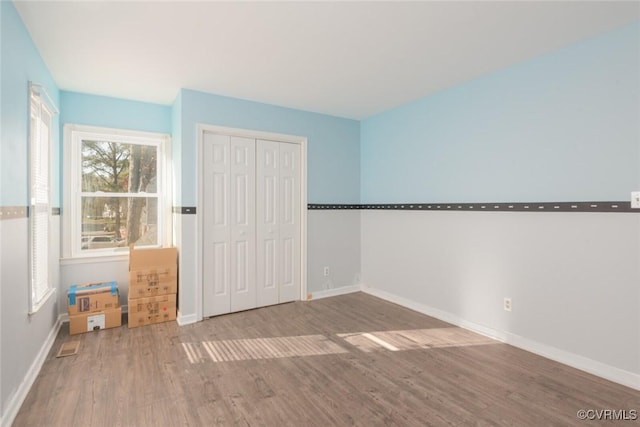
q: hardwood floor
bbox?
[13,292,640,426]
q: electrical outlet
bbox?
[323,266,330,276]
[631,191,640,209]
[504,297,512,312]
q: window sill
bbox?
[60,253,129,266]
[28,287,56,316]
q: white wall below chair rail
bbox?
[1,215,61,426]
[360,209,640,391]
[0,316,63,427]
[307,209,361,295]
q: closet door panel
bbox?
[229,136,256,312]
[256,139,279,307]
[278,143,301,303]
[203,133,232,317]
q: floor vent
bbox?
[56,341,80,358]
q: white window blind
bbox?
[29,84,56,313]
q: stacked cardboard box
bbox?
[128,246,177,328]
[67,281,122,335]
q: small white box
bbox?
[87,313,106,331]
[69,307,121,335]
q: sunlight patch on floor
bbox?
[182,334,348,363]
[182,328,497,363]
[337,328,496,352]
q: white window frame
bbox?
[63,124,172,260]
[29,83,57,314]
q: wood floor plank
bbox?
[11,292,640,426]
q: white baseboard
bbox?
[1,315,64,427]
[308,284,361,300]
[361,286,640,391]
[177,311,198,326]
[178,286,362,324]
[502,329,640,390]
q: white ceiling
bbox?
[14,1,640,119]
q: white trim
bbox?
[28,82,59,115]
[177,311,199,326]
[197,124,308,145]
[503,330,640,391]
[299,137,308,303]
[62,124,74,259]
[63,123,167,140]
[307,284,361,301]
[62,124,172,260]
[0,315,63,427]
[195,125,203,323]
[361,285,640,391]
[196,124,308,323]
[27,287,56,316]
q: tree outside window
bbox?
[81,139,159,251]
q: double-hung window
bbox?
[64,125,171,258]
[29,84,56,313]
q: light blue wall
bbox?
[361,22,640,203]
[171,92,182,203]
[1,1,60,206]
[1,1,60,421]
[60,91,171,134]
[178,89,360,205]
[59,91,172,208]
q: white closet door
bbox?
[203,133,256,317]
[278,143,301,303]
[256,139,280,307]
[229,137,257,312]
[204,132,301,317]
[203,133,231,316]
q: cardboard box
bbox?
[127,294,177,328]
[67,281,119,315]
[69,306,122,335]
[129,246,178,298]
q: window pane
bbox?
[81,140,157,193]
[81,196,159,250]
